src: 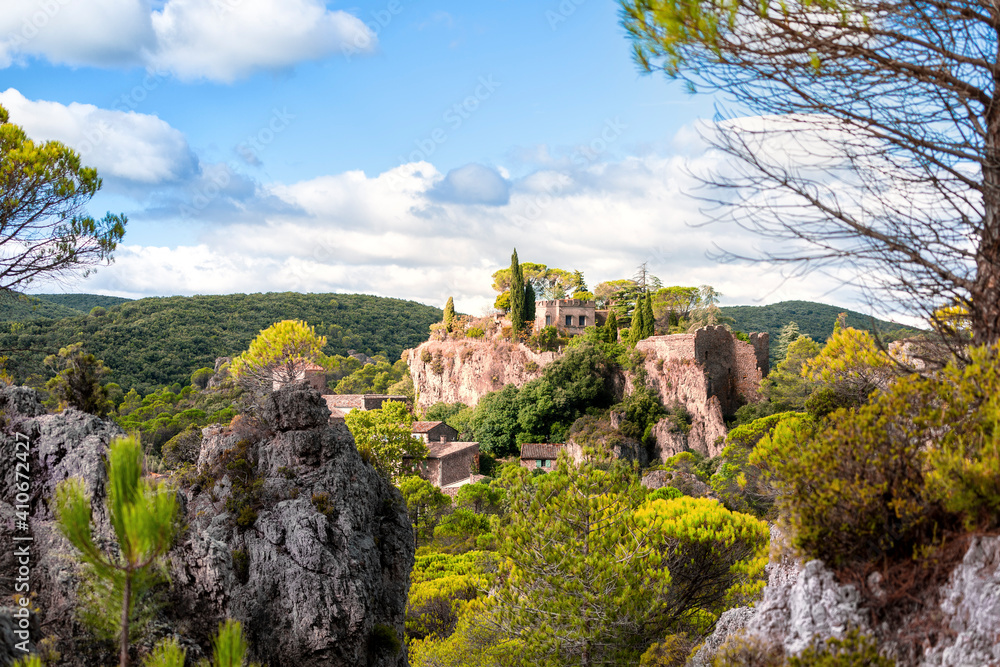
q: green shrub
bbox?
[710,412,800,518]
[466,326,485,339]
[753,345,1000,566]
[787,630,893,666]
[369,624,401,656]
[231,549,250,585]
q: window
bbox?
[545,314,552,326]
[536,460,543,468]
[565,315,573,327]
[579,315,586,326]
[544,459,551,468]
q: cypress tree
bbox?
[509,249,525,339]
[524,282,536,329]
[605,311,619,343]
[642,292,655,338]
[628,296,645,347]
[443,296,456,332]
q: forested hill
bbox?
[722,300,924,363]
[0,293,132,321]
[0,292,441,394]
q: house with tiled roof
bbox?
[520,443,564,471]
[411,421,458,444]
[407,440,481,490]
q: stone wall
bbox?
[437,443,479,486]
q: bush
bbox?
[161,425,203,467]
[754,345,1000,566]
[710,412,800,518]
[787,630,893,666]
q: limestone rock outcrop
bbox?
[0,385,413,667]
[406,339,557,410]
[693,526,1000,666]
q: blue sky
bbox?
[2,0,871,316]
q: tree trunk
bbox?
[120,570,132,667]
[971,33,1000,347]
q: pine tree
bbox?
[775,321,801,361]
[55,436,178,667]
[443,297,456,332]
[508,249,526,340]
[43,343,113,417]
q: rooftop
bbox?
[412,421,447,433]
[520,443,564,460]
[427,441,480,459]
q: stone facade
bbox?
[411,421,458,443]
[419,441,480,487]
[272,361,326,393]
[323,394,410,422]
[520,443,564,470]
[636,327,769,417]
[534,299,601,335]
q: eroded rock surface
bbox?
[694,526,1000,667]
[0,385,413,667]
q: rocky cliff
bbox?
[692,527,1000,666]
[0,384,413,667]
[406,339,557,411]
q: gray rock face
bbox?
[258,381,331,431]
[698,526,1000,666]
[0,385,413,667]
[922,536,1000,667]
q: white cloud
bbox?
[0,0,152,69]
[0,88,195,183]
[149,0,375,82]
[0,0,375,82]
[69,139,871,318]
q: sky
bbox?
[2,0,881,317]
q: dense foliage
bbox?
[754,344,1000,566]
[0,292,440,394]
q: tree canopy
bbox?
[0,105,126,295]
[230,319,326,390]
[621,0,1000,347]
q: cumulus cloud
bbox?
[0,88,196,184]
[429,163,510,206]
[149,0,375,82]
[0,0,375,82]
[68,138,870,317]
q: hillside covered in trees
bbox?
[0,293,132,321]
[721,301,922,363]
[0,292,441,394]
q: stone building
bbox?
[272,361,326,393]
[534,299,605,335]
[411,421,458,443]
[520,443,564,471]
[322,394,411,421]
[415,440,480,489]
